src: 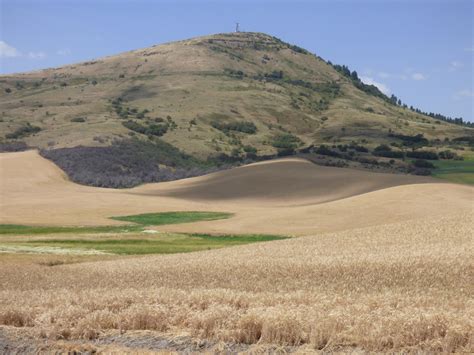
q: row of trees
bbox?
[328,62,472,127]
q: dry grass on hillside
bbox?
[1,32,470,157]
[1,213,472,352]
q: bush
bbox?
[0,141,30,152]
[355,156,379,165]
[409,167,432,175]
[5,123,41,139]
[5,88,12,93]
[438,150,462,160]
[372,144,404,158]
[388,133,428,146]
[70,117,86,123]
[314,145,343,158]
[412,159,435,169]
[122,120,168,137]
[349,143,369,153]
[243,145,257,154]
[271,133,301,150]
[277,148,296,156]
[406,150,438,160]
[211,121,257,134]
[40,139,215,188]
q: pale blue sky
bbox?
[1,0,472,121]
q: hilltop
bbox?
[1,32,472,186]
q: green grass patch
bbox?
[431,158,474,185]
[110,211,233,226]
[11,233,286,255]
[0,210,283,255]
[0,224,142,235]
[0,211,233,235]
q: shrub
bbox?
[406,150,438,160]
[412,159,435,169]
[314,145,343,158]
[5,88,12,93]
[70,117,86,123]
[355,156,379,165]
[211,121,257,134]
[372,144,404,158]
[5,123,41,139]
[438,150,462,160]
[277,148,296,156]
[40,139,215,188]
[388,133,428,146]
[271,133,301,150]
[243,145,257,154]
[122,120,168,137]
[349,143,369,152]
[0,141,30,152]
[146,124,168,137]
[409,167,432,175]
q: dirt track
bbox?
[1,150,472,235]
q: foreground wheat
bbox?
[0,212,473,352]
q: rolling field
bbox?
[0,150,473,352]
[432,156,474,185]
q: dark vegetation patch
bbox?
[388,133,429,147]
[224,68,245,79]
[5,123,41,139]
[452,136,474,146]
[119,85,156,101]
[122,120,168,137]
[211,120,257,134]
[0,141,30,152]
[406,150,439,160]
[70,117,86,123]
[412,159,435,169]
[40,139,217,188]
[438,150,462,160]
[329,62,472,127]
[372,144,404,158]
[271,133,302,156]
[253,70,340,98]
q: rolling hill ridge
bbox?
[1,32,472,186]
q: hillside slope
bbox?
[1,32,471,151]
[0,32,472,186]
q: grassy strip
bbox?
[13,233,286,255]
[431,158,474,185]
[110,211,233,226]
[0,224,141,235]
[0,211,233,235]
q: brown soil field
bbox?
[0,150,473,352]
[1,150,470,235]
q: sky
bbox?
[1,0,473,121]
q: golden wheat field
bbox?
[0,151,473,352]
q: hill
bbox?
[3,150,472,235]
[0,32,472,186]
